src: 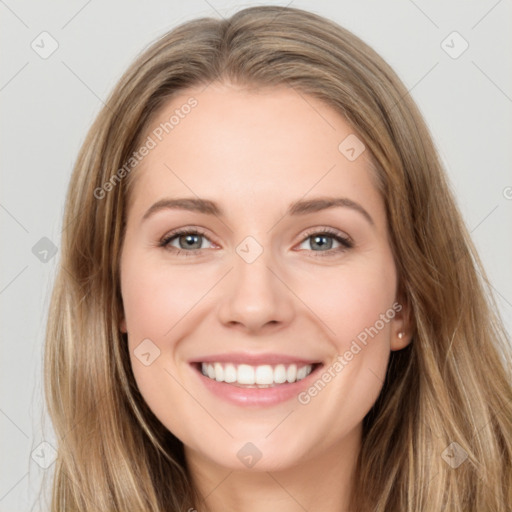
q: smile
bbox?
[200,362,315,387]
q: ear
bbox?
[389,294,414,351]
[119,317,127,333]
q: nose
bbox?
[217,243,295,333]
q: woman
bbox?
[43,5,512,511]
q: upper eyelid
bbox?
[162,227,214,244]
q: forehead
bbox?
[126,83,384,226]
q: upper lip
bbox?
[189,352,321,366]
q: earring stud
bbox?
[398,332,405,339]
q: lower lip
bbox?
[192,364,323,407]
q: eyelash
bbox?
[159,227,354,258]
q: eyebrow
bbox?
[141,196,374,226]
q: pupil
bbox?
[181,234,201,249]
[313,235,331,250]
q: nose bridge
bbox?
[235,235,274,291]
[217,234,295,331]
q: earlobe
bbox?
[391,330,412,351]
[390,294,414,351]
[119,318,127,333]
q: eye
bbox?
[159,228,215,256]
[296,228,353,257]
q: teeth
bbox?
[286,365,297,383]
[224,363,237,383]
[237,364,255,385]
[274,364,287,384]
[200,362,314,386]
[297,366,308,380]
[214,363,224,382]
[255,365,274,385]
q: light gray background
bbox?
[1,1,511,510]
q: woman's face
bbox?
[119,82,410,471]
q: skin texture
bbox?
[119,82,412,512]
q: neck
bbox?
[185,424,361,512]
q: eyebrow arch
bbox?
[141,196,374,226]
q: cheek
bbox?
[120,250,225,428]
[290,259,396,449]
[294,254,397,403]
[121,254,208,341]
[120,257,202,437]
[296,256,397,352]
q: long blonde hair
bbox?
[43,5,512,511]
